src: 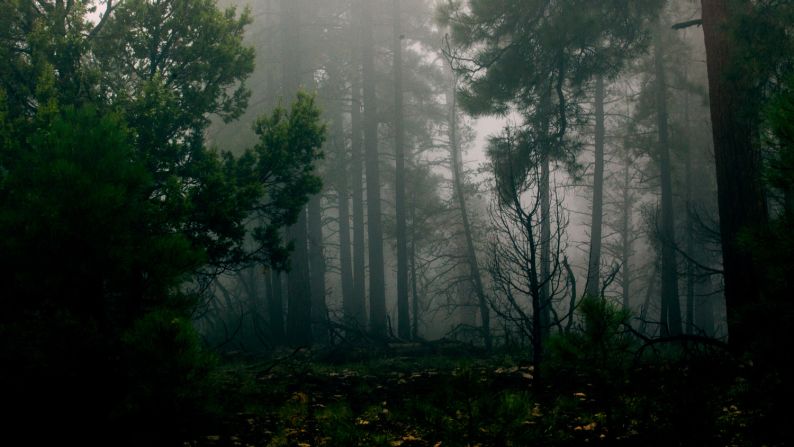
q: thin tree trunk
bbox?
[304,0,325,344]
[539,90,552,342]
[586,75,605,298]
[263,0,277,110]
[393,0,409,339]
[701,0,767,348]
[267,270,285,343]
[621,143,633,312]
[447,75,491,350]
[286,211,312,345]
[334,93,355,331]
[410,192,420,340]
[540,154,551,334]
[262,2,279,342]
[361,0,386,336]
[308,195,327,342]
[349,41,367,330]
[639,262,659,335]
[696,276,715,336]
[654,23,682,337]
[684,79,695,335]
[282,0,311,345]
[530,216,545,367]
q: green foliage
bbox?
[764,77,794,214]
[439,0,662,113]
[541,298,752,444]
[441,0,663,206]
[120,308,219,436]
[0,105,187,318]
[94,0,254,132]
[250,92,326,269]
[728,0,794,123]
[0,0,325,438]
[315,402,358,445]
[439,0,661,148]
[172,350,783,446]
[736,77,794,358]
[733,77,794,445]
[545,297,635,390]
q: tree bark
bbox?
[695,276,715,336]
[361,0,386,336]
[349,32,367,330]
[684,81,695,335]
[621,143,633,312]
[308,194,327,342]
[282,0,312,345]
[639,262,659,335]
[267,269,285,343]
[533,87,553,345]
[334,91,355,332]
[586,75,606,298]
[410,193,420,340]
[286,210,312,345]
[654,24,682,337]
[447,74,491,351]
[393,0,409,340]
[701,0,767,348]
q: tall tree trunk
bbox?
[286,211,312,345]
[263,0,277,110]
[540,153,551,337]
[280,0,301,96]
[349,36,367,330]
[696,276,716,336]
[701,0,767,348]
[334,89,355,331]
[361,0,386,336]
[267,270,285,343]
[639,262,659,335]
[529,218,544,367]
[410,191,420,340]
[654,24,682,337]
[304,0,325,344]
[621,143,633,312]
[539,90,552,343]
[392,0,409,339]
[684,80,695,335]
[282,0,311,345]
[447,75,491,350]
[308,195,327,342]
[586,75,606,298]
[521,89,553,365]
[785,188,794,220]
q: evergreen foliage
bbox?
[0,1,324,438]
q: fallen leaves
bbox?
[390,434,422,446]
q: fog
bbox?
[200,0,730,348]
[2,1,791,444]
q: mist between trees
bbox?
[202,0,736,354]
[1,0,792,445]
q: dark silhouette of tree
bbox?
[361,0,387,336]
[393,0,410,339]
[700,0,768,348]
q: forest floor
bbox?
[178,342,777,447]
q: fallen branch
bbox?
[672,19,703,30]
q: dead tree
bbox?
[486,127,570,367]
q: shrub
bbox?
[118,308,218,439]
